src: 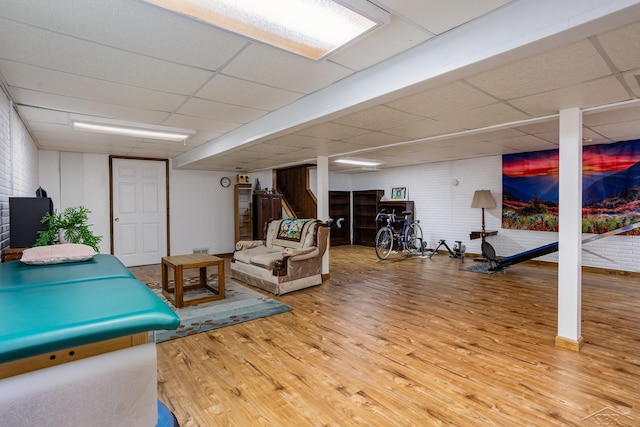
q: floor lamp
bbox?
[471,189,496,243]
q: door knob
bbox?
[114,217,120,222]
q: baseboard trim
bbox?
[555,335,584,352]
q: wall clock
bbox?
[220,177,231,188]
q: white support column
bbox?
[316,156,330,277]
[556,107,584,351]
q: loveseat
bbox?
[231,218,329,295]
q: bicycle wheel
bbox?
[404,222,423,255]
[375,227,394,260]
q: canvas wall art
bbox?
[502,139,640,234]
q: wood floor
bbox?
[131,246,640,426]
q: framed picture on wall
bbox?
[391,186,407,200]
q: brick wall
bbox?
[0,87,39,255]
[0,88,11,252]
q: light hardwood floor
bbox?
[131,246,640,427]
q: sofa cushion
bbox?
[234,245,272,265]
[249,251,285,270]
[234,245,285,271]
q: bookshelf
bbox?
[352,190,384,246]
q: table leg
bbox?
[161,261,168,293]
[199,266,207,288]
[217,260,225,298]
[175,265,184,308]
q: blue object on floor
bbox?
[157,401,180,427]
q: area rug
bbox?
[460,262,500,274]
[146,275,292,342]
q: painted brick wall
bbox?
[0,89,11,252]
[0,88,39,254]
[350,155,639,273]
[11,108,38,197]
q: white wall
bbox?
[30,146,640,272]
[169,167,236,255]
[351,156,639,273]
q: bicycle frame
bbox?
[374,209,423,259]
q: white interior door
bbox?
[111,158,167,267]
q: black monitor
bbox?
[9,197,54,248]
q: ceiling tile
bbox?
[622,71,640,97]
[334,105,422,130]
[162,114,241,135]
[16,105,68,125]
[386,80,496,117]
[0,0,248,71]
[1,60,187,112]
[509,77,632,116]
[341,131,405,147]
[384,118,465,139]
[9,87,171,124]
[590,119,640,141]
[379,0,512,34]
[329,16,432,70]
[487,135,558,151]
[263,134,332,149]
[0,18,213,95]
[583,103,640,126]
[465,39,613,100]
[596,20,640,72]
[197,75,303,111]
[177,98,267,123]
[434,103,530,130]
[295,122,371,140]
[222,44,354,94]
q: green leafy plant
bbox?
[34,206,102,252]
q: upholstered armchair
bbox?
[231,218,329,295]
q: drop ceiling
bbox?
[1,0,640,173]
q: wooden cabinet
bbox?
[253,194,283,240]
[329,191,351,246]
[352,190,384,246]
[234,184,253,242]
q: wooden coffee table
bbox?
[161,254,225,308]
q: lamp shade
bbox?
[471,190,496,209]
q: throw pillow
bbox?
[20,243,97,265]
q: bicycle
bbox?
[374,209,424,260]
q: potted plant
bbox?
[34,206,102,252]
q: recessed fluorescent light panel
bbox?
[70,115,195,142]
[141,0,389,60]
[335,159,382,166]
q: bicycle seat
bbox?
[402,211,412,217]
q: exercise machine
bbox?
[482,221,640,271]
[427,239,465,263]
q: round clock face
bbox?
[220,177,231,188]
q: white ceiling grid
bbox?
[0,0,639,172]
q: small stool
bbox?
[161,254,225,308]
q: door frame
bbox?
[108,156,171,257]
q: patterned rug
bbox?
[146,275,292,342]
[460,262,500,274]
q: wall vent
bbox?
[192,248,209,254]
